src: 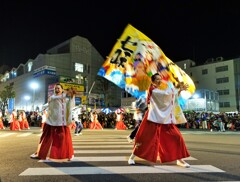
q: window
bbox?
[215,92,219,100]
[75,63,84,72]
[184,63,187,69]
[216,65,228,72]
[206,90,209,99]
[216,77,229,84]
[219,102,230,107]
[210,91,214,100]
[200,90,205,98]
[217,90,229,95]
[202,69,208,75]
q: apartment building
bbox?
[177,58,240,112]
[0,36,122,111]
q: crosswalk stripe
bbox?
[74,149,132,153]
[72,139,127,141]
[17,133,33,137]
[0,133,16,137]
[73,135,126,138]
[38,156,197,162]
[74,145,132,148]
[73,141,130,144]
[181,131,240,135]
[19,165,225,176]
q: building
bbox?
[184,89,219,112]
[0,36,122,111]
[176,58,240,112]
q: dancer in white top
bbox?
[30,83,75,160]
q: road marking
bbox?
[73,138,128,141]
[74,145,132,148]
[74,149,132,153]
[38,156,197,162]
[17,133,33,137]
[181,131,240,135]
[73,134,127,138]
[73,141,130,144]
[19,165,225,176]
[0,133,16,137]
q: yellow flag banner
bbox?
[98,24,195,102]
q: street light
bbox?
[30,82,39,111]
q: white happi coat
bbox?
[73,108,82,123]
[147,82,187,124]
[47,93,75,126]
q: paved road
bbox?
[0,128,240,182]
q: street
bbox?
[0,128,240,182]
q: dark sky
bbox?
[1,0,240,68]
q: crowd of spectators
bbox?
[182,111,240,131]
[1,109,240,132]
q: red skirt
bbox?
[0,119,5,129]
[10,119,20,130]
[23,120,30,129]
[19,120,30,129]
[133,110,190,163]
[38,124,74,160]
[115,121,127,130]
[90,121,103,129]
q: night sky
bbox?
[1,0,240,68]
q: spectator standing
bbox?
[73,107,83,135]
[127,98,147,143]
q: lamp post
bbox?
[30,82,39,111]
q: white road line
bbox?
[38,156,197,162]
[0,133,16,137]
[73,141,130,144]
[19,165,225,176]
[181,131,240,135]
[73,134,127,137]
[74,145,132,148]
[74,149,131,153]
[73,139,128,141]
[17,133,33,137]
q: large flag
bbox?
[98,24,195,102]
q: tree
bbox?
[0,84,15,116]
